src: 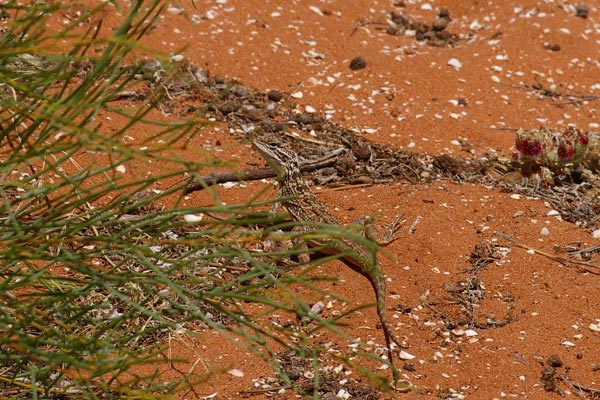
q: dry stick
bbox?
[184,147,346,194]
[500,81,599,106]
[563,378,600,397]
[553,95,599,106]
[568,244,600,256]
[494,231,600,273]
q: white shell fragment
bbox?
[589,323,600,332]
[464,329,478,337]
[227,369,245,377]
[183,214,204,223]
[448,58,463,69]
[399,350,416,360]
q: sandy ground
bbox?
[49,0,600,398]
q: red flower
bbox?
[557,138,575,160]
[515,135,543,158]
[563,126,589,145]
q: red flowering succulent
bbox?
[514,126,591,172]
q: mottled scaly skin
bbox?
[253,139,404,377]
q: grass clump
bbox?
[0,1,398,397]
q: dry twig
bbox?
[494,232,600,273]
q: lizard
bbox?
[252,138,408,385]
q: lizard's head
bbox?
[252,139,299,167]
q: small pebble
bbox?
[349,56,366,71]
[432,16,449,31]
[267,89,283,102]
[232,85,249,97]
[575,4,589,18]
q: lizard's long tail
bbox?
[372,276,404,379]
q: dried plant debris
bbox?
[536,353,600,397]
[106,58,600,229]
[422,241,514,336]
[353,8,464,47]
[264,351,381,400]
[442,276,514,330]
[467,242,511,273]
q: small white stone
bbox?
[115,165,126,174]
[448,58,463,69]
[510,194,521,200]
[308,5,323,16]
[291,91,303,99]
[184,214,204,223]
[589,323,600,332]
[465,329,478,337]
[227,369,244,377]
[167,5,184,14]
[592,229,600,238]
[221,182,238,189]
[561,340,576,347]
[399,350,416,360]
[305,105,316,113]
[540,227,550,236]
[469,19,483,30]
[547,210,560,216]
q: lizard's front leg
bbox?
[348,213,404,245]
